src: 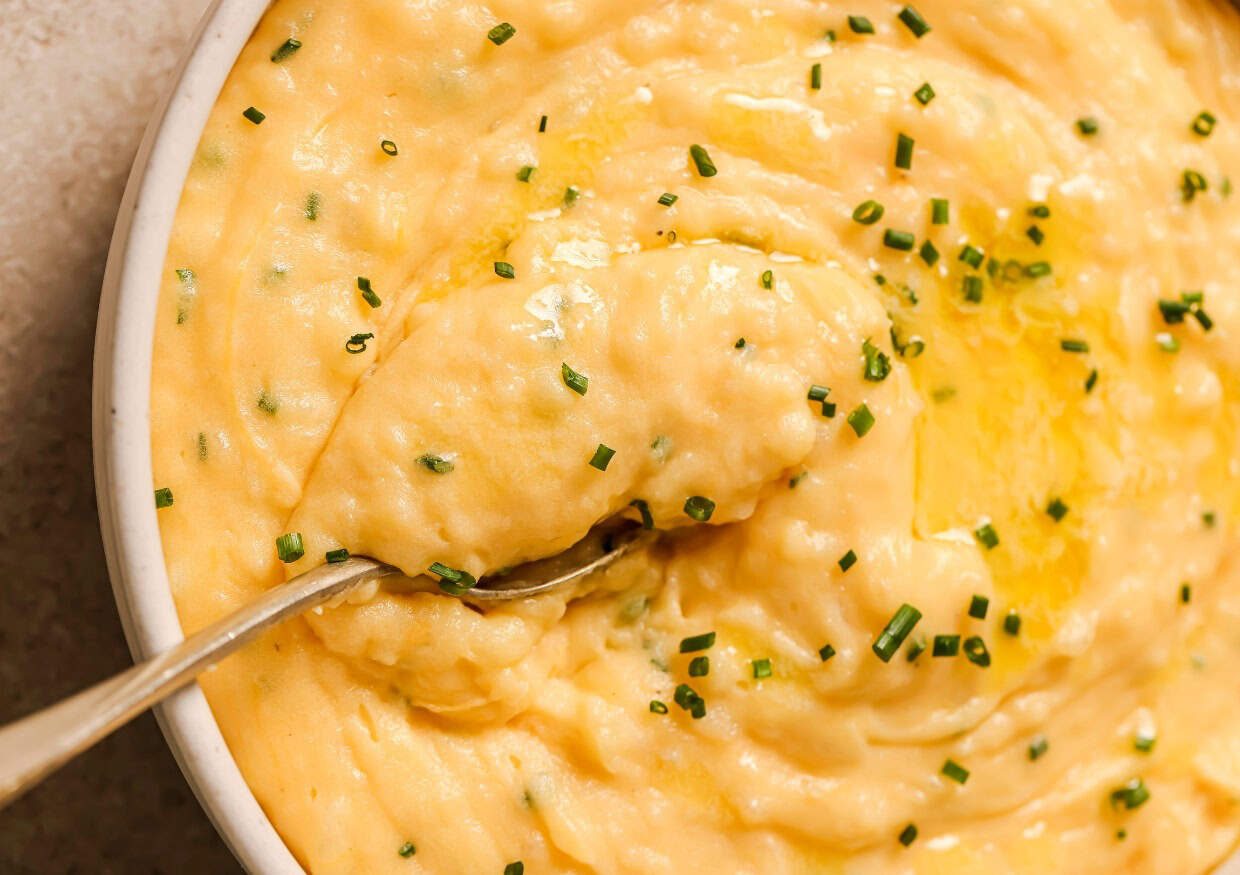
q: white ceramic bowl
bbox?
[90,1,1240,872]
[92,0,301,871]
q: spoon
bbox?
[0,519,651,809]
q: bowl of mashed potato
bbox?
[96,0,1240,871]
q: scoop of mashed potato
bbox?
[151,0,1240,871]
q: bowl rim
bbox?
[92,0,301,871]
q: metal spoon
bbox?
[0,520,651,809]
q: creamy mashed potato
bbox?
[151,0,1240,871]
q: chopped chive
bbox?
[819,643,836,662]
[242,106,266,125]
[962,275,983,303]
[872,603,922,662]
[760,269,774,289]
[154,488,174,509]
[649,700,668,714]
[1156,332,1181,353]
[516,165,535,182]
[847,403,876,437]
[561,362,588,395]
[1134,730,1157,753]
[734,338,746,349]
[968,595,989,620]
[1204,511,1216,528]
[418,453,454,474]
[963,636,990,667]
[862,338,892,382]
[688,655,710,677]
[1194,308,1214,331]
[959,245,984,269]
[1025,261,1052,278]
[1191,111,1216,137]
[689,144,717,177]
[1117,829,1128,841]
[345,332,374,354]
[673,682,704,712]
[326,548,349,563]
[1180,583,1192,604]
[883,229,915,251]
[684,495,716,522]
[657,192,678,206]
[847,15,875,34]
[808,384,831,402]
[894,133,915,170]
[270,37,302,63]
[487,22,516,44]
[788,470,808,488]
[825,28,837,41]
[275,532,305,563]
[680,632,716,653]
[897,5,931,37]
[380,139,398,156]
[941,759,969,784]
[589,443,615,471]
[852,200,885,224]
[564,185,581,206]
[751,658,772,679]
[427,562,477,595]
[919,239,940,266]
[1060,338,1089,353]
[838,549,858,572]
[974,523,999,549]
[1109,778,1150,810]
[538,114,548,132]
[358,276,381,308]
[494,261,515,279]
[1004,612,1021,636]
[1026,225,1045,246]
[914,82,935,106]
[630,498,654,530]
[821,401,837,418]
[1076,116,1099,136]
[810,63,822,90]
[257,390,279,415]
[898,824,918,847]
[503,863,525,875]
[1046,497,1068,522]
[1029,204,1051,218]
[1028,735,1048,760]
[1182,169,1208,201]
[932,635,960,657]
[304,191,321,221]
[931,198,949,224]
[905,635,927,661]
[1079,368,1096,394]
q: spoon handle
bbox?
[0,556,390,809]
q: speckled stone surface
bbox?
[0,2,242,872]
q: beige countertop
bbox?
[0,1,241,871]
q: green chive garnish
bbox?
[1191,111,1216,137]
[897,5,931,37]
[963,636,990,667]
[242,106,266,125]
[270,38,302,63]
[914,82,935,106]
[494,261,515,279]
[919,239,940,266]
[276,532,305,563]
[684,496,716,522]
[1157,332,1181,353]
[810,63,822,90]
[932,635,960,657]
[734,338,746,349]
[503,863,525,875]
[959,245,984,269]
[1182,169,1208,201]
[630,498,654,530]
[1028,736,1048,760]
[689,655,709,677]
[154,488,174,509]
[589,443,615,471]
[1204,511,1217,528]
[1077,116,1099,136]
[752,658,772,679]
[680,631,716,653]
[968,595,989,620]
[872,603,922,662]
[487,22,516,45]
[1029,204,1051,218]
[1025,261,1052,278]
[931,198,949,224]
[538,115,547,132]
[905,635,927,661]
[398,841,416,858]
[673,683,706,718]
[1085,369,1099,393]
[760,269,774,289]
[380,139,398,156]
[358,276,381,308]
[516,165,535,182]
[852,200,885,224]
[894,133,914,170]
[898,824,918,847]
[862,338,892,382]
[1004,612,1021,636]
[649,700,668,714]
[1060,338,1089,353]
[821,401,837,418]
[689,144,717,177]
[941,759,969,784]
[418,453,454,474]
[1046,498,1068,521]
[847,403,876,437]
[974,523,999,549]
[1180,583,1191,604]
[428,562,477,595]
[808,384,831,401]
[1134,731,1156,753]
[345,332,373,354]
[848,16,875,34]
[326,548,349,563]
[884,229,915,251]
[657,192,678,206]
[819,644,836,661]
[1109,778,1150,810]
[839,549,858,572]
[962,275,983,303]
[561,362,588,395]
[1026,225,1044,245]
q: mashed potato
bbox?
[151,0,1240,871]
